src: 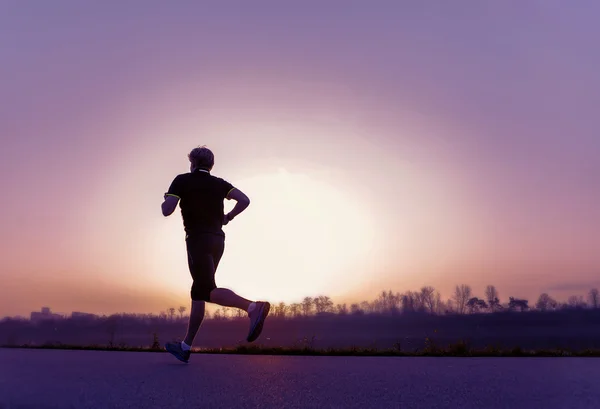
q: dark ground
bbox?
[1,348,599,409]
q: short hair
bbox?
[188,145,215,170]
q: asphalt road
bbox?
[0,348,599,409]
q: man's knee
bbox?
[191,282,216,302]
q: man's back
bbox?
[166,169,234,236]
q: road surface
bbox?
[1,348,599,408]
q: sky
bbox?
[1,1,599,317]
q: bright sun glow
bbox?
[155,168,377,304]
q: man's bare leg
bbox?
[209,288,253,312]
[183,300,205,346]
[210,288,271,342]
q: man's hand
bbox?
[224,188,250,223]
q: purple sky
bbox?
[1,1,599,317]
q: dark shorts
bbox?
[185,233,225,301]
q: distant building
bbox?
[30,307,64,322]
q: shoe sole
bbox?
[165,344,189,363]
[247,302,271,343]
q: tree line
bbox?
[153,285,600,321]
[6,285,598,323]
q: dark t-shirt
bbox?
[165,169,235,237]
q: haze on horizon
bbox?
[1,1,599,318]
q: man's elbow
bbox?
[161,203,175,217]
[161,196,180,216]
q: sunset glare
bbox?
[1,1,599,318]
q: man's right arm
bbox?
[225,188,250,223]
[162,175,184,217]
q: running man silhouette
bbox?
[161,145,270,363]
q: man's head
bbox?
[188,145,215,172]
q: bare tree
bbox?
[314,296,334,314]
[485,285,501,312]
[567,295,586,309]
[445,299,455,314]
[453,285,472,314]
[588,288,599,309]
[322,296,334,313]
[433,291,444,314]
[335,304,348,315]
[314,297,322,313]
[420,286,437,314]
[178,306,186,319]
[402,291,425,313]
[302,297,313,316]
[350,303,362,315]
[377,291,389,313]
[401,292,415,313]
[435,296,449,315]
[484,285,497,302]
[371,298,383,313]
[374,291,399,314]
[390,292,402,314]
[536,293,557,311]
[274,302,288,318]
[289,303,301,317]
[360,301,373,314]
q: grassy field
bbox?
[4,309,600,356]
